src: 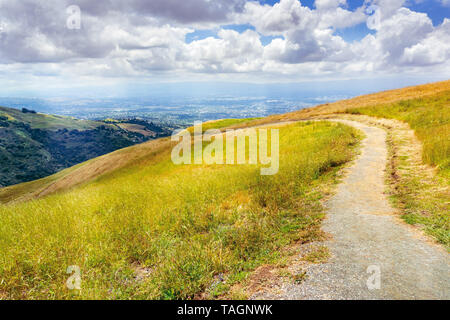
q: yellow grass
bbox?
[0,122,360,299]
[0,118,261,205]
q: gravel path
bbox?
[256,119,449,300]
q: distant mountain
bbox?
[0,106,173,187]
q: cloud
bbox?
[184,29,264,73]
[318,7,367,29]
[242,0,317,35]
[76,0,246,24]
[0,1,117,63]
[315,0,347,11]
[351,7,434,70]
[0,0,448,82]
[401,18,450,66]
[245,0,358,64]
[264,28,352,64]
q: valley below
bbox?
[0,106,176,187]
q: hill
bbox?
[3,80,447,204]
[235,80,450,175]
[0,80,448,300]
[0,118,361,299]
[0,118,261,204]
[0,106,172,187]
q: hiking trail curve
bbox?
[253,119,449,300]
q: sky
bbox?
[0,0,449,97]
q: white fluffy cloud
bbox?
[315,0,347,11]
[349,7,450,73]
[0,0,448,81]
[242,0,317,35]
[361,8,434,65]
[402,18,450,66]
[185,29,264,73]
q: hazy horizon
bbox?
[1,76,447,123]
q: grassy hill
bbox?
[0,106,100,130]
[0,80,448,299]
[345,91,449,177]
[0,106,172,187]
[244,80,450,176]
[0,119,361,299]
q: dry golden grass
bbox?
[0,119,262,204]
[0,137,174,204]
[117,123,155,137]
[238,80,450,126]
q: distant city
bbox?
[0,95,349,126]
[1,78,440,126]
[4,78,442,126]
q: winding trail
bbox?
[256,119,450,300]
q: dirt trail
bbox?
[254,119,449,300]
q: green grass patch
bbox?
[0,106,101,130]
[303,246,330,264]
[385,131,449,248]
[188,118,262,133]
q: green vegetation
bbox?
[387,140,449,248]
[0,106,172,187]
[0,106,100,130]
[345,91,450,176]
[188,118,261,133]
[0,121,360,299]
[303,246,330,264]
[0,162,85,204]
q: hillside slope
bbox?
[279,79,450,121]
[0,120,361,299]
[0,106,171,187]
[239,80,449,175]
[238,80,450,124]
[0,118,261,204]
[0,80,448,300]
[1,81,448,204]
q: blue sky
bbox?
[0,0,448,97]
[186,24,283,46]
[186,1,449,43]
[259,0,449,24]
